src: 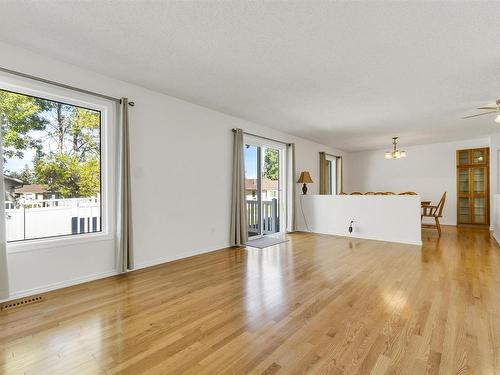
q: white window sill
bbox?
[7,232,114,254]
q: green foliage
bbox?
[34,154,100,198]
[264,148,279,180]
[19,164,35,184]
[72,108,100,159]
[0,91,47,159]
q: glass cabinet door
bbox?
[458,197,470,223]
[472,149,487,164]
[472,167,485,194]
[456,148,489,226]
[472,167,488,224]
[458,168,470,194]
[458,150,470,166]
[473,197,486,224]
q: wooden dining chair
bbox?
[364,192,375,195]
[399,192,418,195]
[339,192,347,195]
[350,192,363,195]
[385,192,396,195]
[374,192,386,195]
[421,192,447,236]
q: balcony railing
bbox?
[247,198,279,236]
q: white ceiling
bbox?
[1,1,499,151]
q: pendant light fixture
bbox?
[384,137,407,159]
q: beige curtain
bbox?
[0,128,9,299]
[117,98,134,273]
[230,129,247,246]
[319,152,327,195]
[286,143,296,232]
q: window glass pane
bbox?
[330,158,337,195]
[325,160,332,194]
[0,89,102,241]
[262,147,280,234]
[244,144,260,238]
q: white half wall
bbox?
[298,195,422,245]
[0,41,343,299]
[343,138,489,225]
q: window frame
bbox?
[0,74,116,253]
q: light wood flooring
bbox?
[1,226,499,374]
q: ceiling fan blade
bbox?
[463,110,498,119]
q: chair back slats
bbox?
[436,192,446,217]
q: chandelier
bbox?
[384,137,406,159]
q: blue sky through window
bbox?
[244,144,257,179]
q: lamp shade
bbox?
[297,171,313,184]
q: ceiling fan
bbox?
[463,99,500,123]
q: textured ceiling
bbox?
[0,1,499,151]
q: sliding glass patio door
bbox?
[244,138,285,239]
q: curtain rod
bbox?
[0,66,135,106]
[232,128,291,146]
[322,151,342,159]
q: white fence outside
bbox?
[5,197,100,242]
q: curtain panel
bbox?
[319,152,327,195]
[230,129,248,246]
[286,143,296,232]
[116,98,134,273]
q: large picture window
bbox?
[0,89,102,242]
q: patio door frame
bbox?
[244,135,287,240]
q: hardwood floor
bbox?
[1,227,500,374]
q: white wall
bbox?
[343,138,489,225]
[0,41,343,299]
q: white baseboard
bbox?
[492,232,500,246]
[2,270,118,303]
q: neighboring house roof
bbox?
[3,175,23,185]
[245,178,278,191]
[14,184,50,194]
